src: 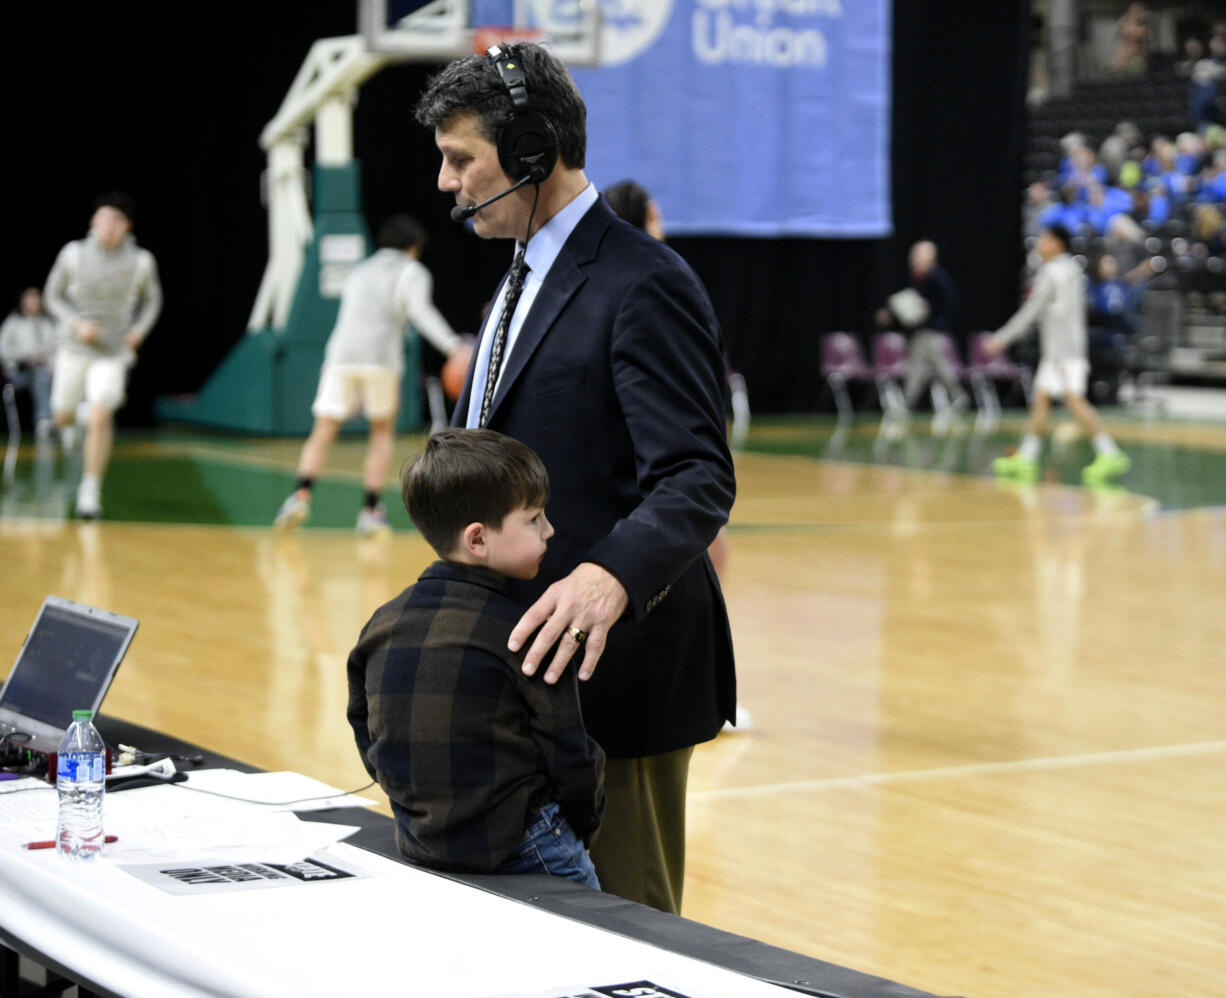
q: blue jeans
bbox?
[496,801,600,889]
[5,365,52,428]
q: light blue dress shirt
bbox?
[465,183,600,428]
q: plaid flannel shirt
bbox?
[346,559,605,873]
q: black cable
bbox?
[524,182,540,247]
[168,778,378,808]
[0,770,376,806]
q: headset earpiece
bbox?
[488,45,559,185]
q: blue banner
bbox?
[556,1,892,238]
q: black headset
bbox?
[488,45,559,185]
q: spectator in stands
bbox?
[1118,144,1146,189]
[1023,180,1058,239]
[1207,125,1225,160]
[0,288,56,439]
[1086,254,1132,403]
[1084,180,1134,235]
[1064,145,1109,198]
[1141,136,1173,180]
[1198,149,1226,202]
[1057,132,1090,186]
[1135,178,1172,226]
[1103,214,1155,284]
[875,240,971,415]
[1189,35,1226,131]
[1087,254,1136,335]
[1142,136,1199,203]
[1040,184,1090,234]
[1176,36,1205,79]
[1111,2,1149,77]
[1099,121,1142,182]
[1176,132,1208,177]
[1191,203,1225,255]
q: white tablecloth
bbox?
[0,783,798,998]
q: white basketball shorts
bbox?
[1033,357,1089,399]
[311,364,400,421]
[50,349,132,415]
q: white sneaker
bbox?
[75,478,101,520]
[356,503,390,537]
[59,425,77,452]
[274,492,310,530]
[721,704,755,734]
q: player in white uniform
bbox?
[43,192,163,518]
[274,215,463,535]
[985,224,1130,483]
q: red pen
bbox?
[22,835,118,850]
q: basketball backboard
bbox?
[359,0,603,65]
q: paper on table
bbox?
[0,777,50,795]
[0,785,57,827]
[180,769,380,811]
[0,781,361,861]
[103,810,361,864]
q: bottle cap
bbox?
[71,709,92,721]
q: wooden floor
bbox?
[3,414,1226,998]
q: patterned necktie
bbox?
[478,250,528,428]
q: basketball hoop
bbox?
[473,26,542,54]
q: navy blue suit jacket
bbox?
[453,196,736,758]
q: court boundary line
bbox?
[689,739,1226,801]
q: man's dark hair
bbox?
[13,287,42,315]
[1044,222,1072,251]
[94,191,136,225]
[603,180,651,231]
[402,428,550,557]
[414,42,586,170]
[376,214,427,251]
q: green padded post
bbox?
[158,161,426,435]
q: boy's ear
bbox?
[460,521,488,559]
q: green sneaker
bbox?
[1081,450,1131,483]
[992,453,1039,480]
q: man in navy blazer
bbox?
[415,43,736,914]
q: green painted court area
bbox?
[2,411,1225,528]
[749,413,1226,512]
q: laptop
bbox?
[0,595,138,755]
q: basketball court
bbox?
[2,405,1224,998]
[2,2,1224,996]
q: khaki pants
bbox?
[904,329,969,410]
[588,746,694,915]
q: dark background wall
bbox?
[0,0,1029,422]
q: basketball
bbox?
[441,338,474,401]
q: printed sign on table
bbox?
[120,855,367,895]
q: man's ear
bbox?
[460,521,488,560]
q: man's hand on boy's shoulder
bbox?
[510,562,629,685]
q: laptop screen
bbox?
[0,597,138,730]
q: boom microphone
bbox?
[450,175,535,222]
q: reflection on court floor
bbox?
[2,412,1226,998]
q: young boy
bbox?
[346,428,604,886]
[985,224,1130,483]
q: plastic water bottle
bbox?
[56,709,106,861]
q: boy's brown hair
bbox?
[402,428,549,557]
